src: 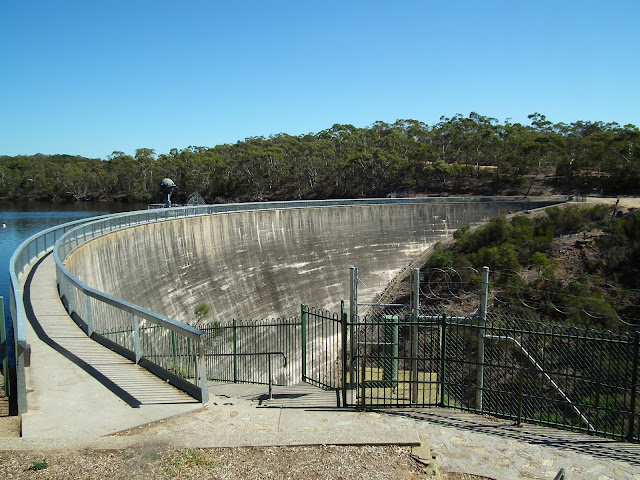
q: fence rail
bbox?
[9,195,568,414]
[351,309,640,442]
[189,302,640,443]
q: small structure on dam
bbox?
[159,177,177,207]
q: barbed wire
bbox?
[416,267,640,328]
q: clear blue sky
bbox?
[1,1,638,159]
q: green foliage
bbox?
[438,205,640,329]
[1,114,639,202]
[29,459,48,471]
[528,251,549,266]
[193,303,211,324]
[426,245,453,269]
[453,225,471,249]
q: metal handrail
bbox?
[8,195,567,414]
[9,216,108,414]
[485,334,595,431]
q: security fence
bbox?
[351,308,639,442]
[190,302,640,442]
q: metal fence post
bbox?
[301,305,307,382]
[232,319,238,383]
[628,330,639,442]
[410,268,420,404]
[67,281,74,315]
[86,296,94,337]
[198,335,209,405]
[1,297,7,395]
[341,300,348,407]
[349,266,357,389]
[517,369,524,427]
[133,314,141,364]
[476,266,489,411]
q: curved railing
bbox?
[9,216,108,414]
[11,195,569,414]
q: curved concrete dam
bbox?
[65,200,560,324]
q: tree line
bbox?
[1,113,639,203]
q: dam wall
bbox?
[64,200,558,325]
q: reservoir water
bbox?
[0,201,144,366]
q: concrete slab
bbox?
[20,254,201,439]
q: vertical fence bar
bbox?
[476,266,489,410]
[0,297,7,396]
[86,296,94,337]
[349,266,357,389]
[301,305,307,382]
[440,313,447,407]
[410,268,420,404]
[232,319,238,383]
[197,335,208,404]
[628,331,639,442]
[360,350,366,411]
[341,300,348,407]
[517,369,524,427]
[133,314,141,364]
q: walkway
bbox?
[19,253,200,438]
[2,253,640,479]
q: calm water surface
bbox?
[0,201,145,365]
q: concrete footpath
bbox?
[2,382,640,480]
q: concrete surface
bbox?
[20,254,201,439]
[64,202,553,324]
[2,382,640,480]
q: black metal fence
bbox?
[199,305,639,443]
[353,307,640,443]
[202,317,301,385]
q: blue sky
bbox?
[1,1,638,159]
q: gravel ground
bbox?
[0,445,489,479]
[0,445,419,479]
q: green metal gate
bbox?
[352,311,444,409]
[301,304,344,391]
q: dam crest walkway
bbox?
[19,253,201,438]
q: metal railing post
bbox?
[476,266,489,410]
[197,335,209,405]
[349,266,357,389]
[440,313,447,407]
[268,353,273,400]
[133,314,141,364]
[1,297,7,396]
[517,369,524,427]
[341,300,348,407]
[360,354,366,411]
[232,319,238,383]
[86,296,94,337]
